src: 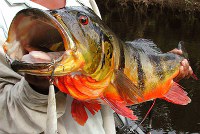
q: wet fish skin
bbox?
[3,6,191,126]
[47,7,189,124]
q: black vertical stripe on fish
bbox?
[135,52,146,90]
[148,55,165,80]
[118,41,125,71]
[100,33,113,69]
[103,35,113,55]
[101,54,106,69]
[100,32,105,69]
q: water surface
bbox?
[96,1,200,133]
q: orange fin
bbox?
[71,99,101,126]
[71,99,88,126]
[162,82,191,105]
[114,70,143,103]
[54,76,69,94]
[71,75,104,97]
[83,101,101,115]
[64,76,91,100]
[101,96,137,120]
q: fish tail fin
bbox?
[101,96,137,120]
[71,99,101,126]
[162,82,191,105]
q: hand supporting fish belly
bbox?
[3,6,197,126]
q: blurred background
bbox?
[96,0,200,133]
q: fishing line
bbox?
[138,99,156,126]
[131,99,156,132]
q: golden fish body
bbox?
[3,6,190,125]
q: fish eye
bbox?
[78,15,89,25]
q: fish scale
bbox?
[3,6,192,126]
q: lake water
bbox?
[96,1,200,133]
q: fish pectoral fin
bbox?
[161,82,191,105]
[114,70,143,103]
[54,76,69,94]
[71,75,106,97]
[102,84,137,120]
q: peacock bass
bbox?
[3,6,192,126]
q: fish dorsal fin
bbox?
[113,70,143,103]
[126,38,162,54]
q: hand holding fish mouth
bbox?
[170,48,194,81]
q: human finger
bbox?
[174,66,185,82]
[186,66,193,79]
[169,48,182,55]
[181,59,190,71]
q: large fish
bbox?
[3,6,192,125]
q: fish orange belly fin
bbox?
[102,84,138,120]
[71,99,101,126]
[71,99,88,126]
[114,70,143,103]
[83,101,101,115]
[162,82,191,105]
[101,96,137,120]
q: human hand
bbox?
[170,48,194,81]
[25,74,50,95]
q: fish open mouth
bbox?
[3,8,70,74]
